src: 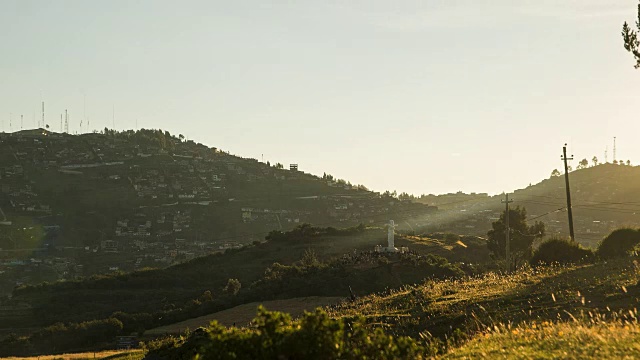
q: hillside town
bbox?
[0,129,437,293]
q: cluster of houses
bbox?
[0,129,442,290]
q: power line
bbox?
[528,207,566,221]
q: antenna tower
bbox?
[613,137,617,163]
[65,109,69,133]
[21,115,23,130]
[41,102,45,129]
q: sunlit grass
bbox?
[444,310,640,359]
[0,350,144,360]
[327,258,640,352]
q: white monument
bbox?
[386,220,398,252]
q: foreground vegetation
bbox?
[147,255,640,359]
[445,312,640,359]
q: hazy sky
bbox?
[1,1,639,196]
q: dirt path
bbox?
[146,296,343,335]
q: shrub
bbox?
[145,306,428,360]
[596,228,640,259]
[223,279,241,295]
[530,237,593,265]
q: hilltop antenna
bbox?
[605,146,608,163]
[613,137,617,163]
[41,101,45,129]
[64,109,69,133]
[9,113,12,132]
[21,115,23,130]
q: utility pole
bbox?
[502,193,513,273]
[561,144,575,241]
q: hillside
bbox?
[0,129,436,295]
[144,257,640,359]
[0,225,486,336]
[416,163,640,247]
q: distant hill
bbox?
[415,163,640,247]
[0,129,436,293]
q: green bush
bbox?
[145,306,428,360]
[530,238,593,265]
[596,228,640,259]
[0,317,125,357]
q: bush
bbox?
[145,306,428,360]
[223,279,241,295]
[530,237,593,265]
[596,228,640,259]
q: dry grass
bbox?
[0,350,143,360]
[328,258,640,341]
[145,296,342,335]
[444,310,640,359]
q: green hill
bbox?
[417,163,640,247]
[0,129,436,295]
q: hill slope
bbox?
[145,257,640,359]
[417,163,640,247]
[1,226,484,330]
[0,129,435,293]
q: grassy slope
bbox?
[0,350,144,360]
[328,258,640,347]
[444,319,640,359]
[139,258,640,359]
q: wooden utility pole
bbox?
[502,193,513,273]
[561,144,575,241]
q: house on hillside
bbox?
[101,240,118,253]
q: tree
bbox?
[622,1,640,69]
[592,156,599,167]
[627,160,632,166]
[487,206,545,268]
[567,165,573,172]
[223,278,241,295]
[275,163,284,169]
[613,160,619,165]
[550,169,561,177]
[577,158,589,170]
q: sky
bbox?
[1,0,639,196]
